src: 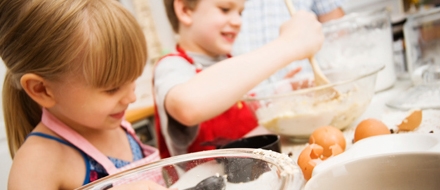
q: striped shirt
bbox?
[234,0,345,82]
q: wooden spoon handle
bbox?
[284,0,296,15]
[309,57,330,85]
[284,0,330,86]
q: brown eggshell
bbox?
[297,144,323,180]
[309,126,346,158]
[321,144,344,161]
[398,110,422,131]
[354,118,390,142]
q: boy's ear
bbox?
[20,73,56,108]
[174,0,193,26]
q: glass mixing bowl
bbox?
[314,8,395,92]
[386,7,440,110]
[76,149,304,190]
[243,64,383,141]
[404,7,440,85]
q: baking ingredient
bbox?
[354,118,390,142]
[398,109,423,131]
[309,126,345,158]
[257,87,367,138]
[382,109,439,134]
[298,125,346,181]
[259,109,335,138]
[297,144,323,180]
[386,84,440,110]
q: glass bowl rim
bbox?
[243,64,384,101]
[77,148,302,190]
[322,7,390,28]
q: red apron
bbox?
[154,45,258,159]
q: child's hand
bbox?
[110,180,175,190]
[278,11,324,60]
[283,67,302,79]
[282,67,313,90]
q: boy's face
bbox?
[187,0,245,56]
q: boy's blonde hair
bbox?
[164,0,199,33]
[0,0,147,158]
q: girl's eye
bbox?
[220,7,230,13]
[105,87,120,94]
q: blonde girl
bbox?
[0,0,168,189]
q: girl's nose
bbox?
[121,82,137,105]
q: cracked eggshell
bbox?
[398,109,422,131]
[309,126,346,158]
[297,144,323,180]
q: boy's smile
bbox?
[221,31,237,43]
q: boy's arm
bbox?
[166,11,324,126]
[317,7,344,23]
[310,0,345,23]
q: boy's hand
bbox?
[278,11,324,61]
[282,67,302,79]
[282,67,313,90]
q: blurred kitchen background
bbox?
[1,0,440,188]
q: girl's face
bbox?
[47,72,137,132]
[187,0,245,56]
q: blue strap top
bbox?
[27,131,144,185]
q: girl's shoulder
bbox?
[8,124,86,189]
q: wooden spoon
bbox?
[283,0,339,99]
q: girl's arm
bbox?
[317,7,345,23]
[166,11,324,126]
[8,133,86,189]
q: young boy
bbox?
[154,0,324,158]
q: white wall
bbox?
[0,58,12,189]
[0,141,11,189]
[147,0,176,53]
[0,59,5,140]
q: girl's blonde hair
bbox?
[164,0,199,33]
[0,0,147,158]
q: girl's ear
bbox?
[20,74,56,108]
[174,0,193,27]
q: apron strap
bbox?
[120,120,158,157]
[41,109,119,174]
